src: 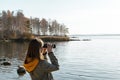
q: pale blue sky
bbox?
[0,0,120,34]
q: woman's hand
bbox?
[42,48,47,55]
[47,43,53,53]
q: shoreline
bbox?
[0,36,80,42]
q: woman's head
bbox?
[26,38,44,59]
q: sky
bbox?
[0,0,120,35]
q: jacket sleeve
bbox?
[42,52,59,72]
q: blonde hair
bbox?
[35,38,44,47]
[35,38,45,60]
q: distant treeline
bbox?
[0,10,69,39]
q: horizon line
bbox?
[69,34,120,36]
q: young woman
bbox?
[23,38,59,80]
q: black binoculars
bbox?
[43,43,56,48]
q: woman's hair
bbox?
[26,38,44,59]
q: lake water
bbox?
[1,35,120,80]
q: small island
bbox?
[0,10,70,42]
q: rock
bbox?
[82,39,91,41]
[17,66,26,76]
[0,58,6,61]
[1,61,11,66]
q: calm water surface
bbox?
[1,36,120,80]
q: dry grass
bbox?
[38,36,70,42]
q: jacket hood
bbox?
[23,58,39,72]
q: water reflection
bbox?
[0,42,30,80]
[1,39,120,80]
[0,42,28,60]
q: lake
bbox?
[1,35,120,80]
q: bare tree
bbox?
[16,10,26,34]
[40,18,48,35]
[0,10,69,39]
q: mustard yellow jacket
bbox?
[24,52,59,80]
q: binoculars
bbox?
[43,43,56,48]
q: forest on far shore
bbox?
[0,10,69,40]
